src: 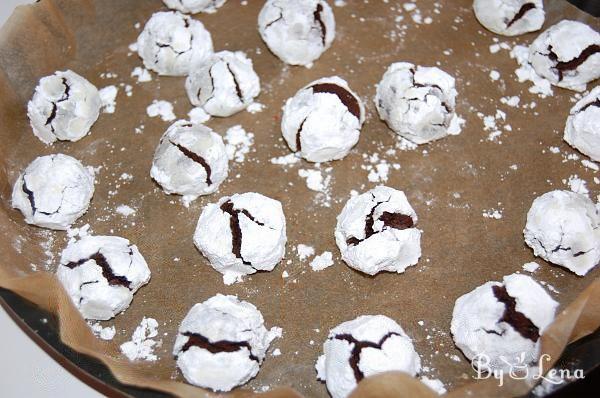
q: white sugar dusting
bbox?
[224,125,255,163]
[146,100,176,122]
[99,85,118,114]
[120,317,160,362]
[310,251,334,271]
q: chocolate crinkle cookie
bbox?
[56,235,151,321]
[524,190,600,276]
[173,294,280,391]
[528,20,600,92]
[258,0,335,66]
[185,50,260,117]
[281,76,365,162]
[27,70,101,145]
[564,86,600,162]
[375,62,462,144]
[194,192,287,284]
[136,11,213,76]
[316,315,421,398]
[335,186,421,275]
[451,273,558,372]
[162,0,227,14]
[12,154,95,230]
[473,0,544,37]
[151,121,228,204]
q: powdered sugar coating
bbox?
[137,11,213,76]
[173,294,279,391]
[27,70,101,144]
[56,235,151,320]
[473,0,544,37]
[186,51,260,117]
[258,0,335,66]
[316,315,421,398]
[281,76,365,162]
[194,192,287,283]
[375,62,460,144]
[163,0,226,14]
[564,86,600,162]
[335,186,421,275]
[12,154,95,230]
[528,20,600,92]
[451,273,558,371]
[151,121,228,203]
[524,190,600,276]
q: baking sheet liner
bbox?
[0,0,598,397]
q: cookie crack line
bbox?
[220,200,265,267]
[346,197,414,246]
[296,116,308,152]
[179,332,259,362]
[505,3,536,28]
[264,5,284,30]
[332,332,401,382]
[45,78,71,131]
[310,83,361,120]
[547,44,600,81]
[64,250,133,289]
[169,140,212,185]
[492,285,539,342]
[21,178,37,215]
[225,62,244,103]
[410,70,452,116]
[579,98,600,113]
[313,3,326,46]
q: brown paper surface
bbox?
[0,0,598,397]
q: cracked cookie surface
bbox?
[281,76,365,162]
[193,192,287,284]
[375,62,462,144]
[528,20,600,92]
[186,50,260,117]
[451,273,558,372]
[151,120,228,204]
[473,0,544,36]
[258,0,335,66]
[564,86,600,162]
[172,294,280,391]
[335,185,421,275]
[316,315,421,398]
[163,0,227,14]
[524,190,600,276]
[27,70,101,144]
[56,235,151,320]
[136,11,213,76]
[11,154,95,230]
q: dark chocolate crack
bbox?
[179,332,258,362]
[332,332,401,382]
[411,71,452,116]
[58,78,71,102]
[296,117,308,152]
[220,200,265,266]
[310,83,361,120]
[64,251,132,289]
[44,78,71,131]
[313,3,326,46]
[22,179,37,214]
[505,3,536,28]
[548,44,600,81]
[169,140,212,185]
[225,62,244,103]
[492,285,539,342]
[579,98,600,113]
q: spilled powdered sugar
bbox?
[89,321,116,341]
[510,45,553,98]
[99,85,118,114]
[298,165,333,207]
[120,317,161,362]
[296,244,315,261]
[310,251,334,271]
[224,125,254,163]
[147,100,176,122]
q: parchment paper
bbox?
[0,0,598,397]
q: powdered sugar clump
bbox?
[99,86,118,114]
[298,166,333,207]
[565,175,589,197]
[188,107,211,124]
[224,125,254,163]
[246,102,265,114]
[296,244,315,261]
[482,209,503,219]
[420,376,447,395]
[271,153,301,166]
[523,262,540,273]
[310,251,334,271]
[131,66,152,83]
[89,322,116,341]
[116,204,136,217]
[510,45,553,98]
[147,100,176,122]
[120,317,160,361]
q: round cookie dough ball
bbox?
[564,86,600,161]
[473,0,544,36]
[281,76,365,162]
[136,11,213,76]
[528,20,600,92]
[27,70,101,145]
[258,0,335,66]
[151,121,228,204]
[173,294,280,391]
[56,235,151,320]
[335,186,421,275]
[375,62,461,144]
[451,273,558,372]
[186,51,260,117]
[524,190,600,276]
[194,192,287,284]
[11,154,95,230]
[316,315,421,398]
[163,0,226,14]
